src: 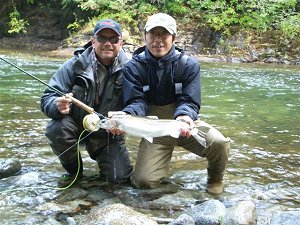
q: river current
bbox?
[0,51,299,224]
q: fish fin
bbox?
[169,130,181,138]
[144,137,153,143]
[191,128,207,147]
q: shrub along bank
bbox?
[0,0,299,64]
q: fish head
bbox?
[99,118,117,130]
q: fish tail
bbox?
[191,128,207,147]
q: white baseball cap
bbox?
[144,13,177,35]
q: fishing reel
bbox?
[82,113,101,132]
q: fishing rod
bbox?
[0,56,106,120]
[0,56,104,191]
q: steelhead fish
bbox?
[99,114,207,147]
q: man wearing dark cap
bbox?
[120,13,230,194]
[41,19,133,186]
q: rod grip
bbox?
[67,96,94,114]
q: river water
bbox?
[0,50,299,224]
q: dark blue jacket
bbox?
[122,45,201,120]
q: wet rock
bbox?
[16,171,41,186]
[112,183,179,209]
[196,215,220,225]
[36,199,92,215]
[66,217,77,225]
[152,217,174,224]
[149,190,198,210]
[222,200,257,225]
[56,188,88,202]
[264,57,279,63]
[186,199,226,224]
[270,211,300,225]
[169,213,195,225]
[44,217,63,225]
[86,188,113,203]
[0,158,21,178]
[263,48,276,57]
[20,215,56,225]
[83,203,158,225]
[226,56,243,63]
[253,187,297,202]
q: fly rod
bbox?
[0,56,105,119]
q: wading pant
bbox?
[45,116,133,182]
[130,103,230,188]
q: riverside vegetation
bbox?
[0,0,299,64]
[0,1,300,224]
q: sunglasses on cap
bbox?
[95,35,120,44]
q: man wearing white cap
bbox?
[122,13,230,194]
[41,19,133,186]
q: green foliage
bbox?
[165,0,189,14]
[183,0,299,39]
[8,7,29,34]
[67,13,85,33]
[3,0,299,41]
[77,0,298,40]
[279,14,300,39]
[137,2,157,16]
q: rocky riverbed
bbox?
[1,157,300,225]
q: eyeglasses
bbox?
[95,35,120,44]
[147,27,172,38]
[148,29,170,37]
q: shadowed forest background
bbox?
[0,0,299,63]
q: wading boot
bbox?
[58,172,83,188]
[206,172,224,195]
[206,181,224,195]
[58,160,83,187]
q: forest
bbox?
[0,0,299,63]
[1,0,299,40]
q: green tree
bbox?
[8,7,29,34]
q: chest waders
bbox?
[131,102,230,194]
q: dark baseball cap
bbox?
[93,19,122,37]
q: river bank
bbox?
[1,28,299,65]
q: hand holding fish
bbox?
[176,115,195,137]
[107,111,127,135]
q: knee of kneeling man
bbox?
[211,137,230,152]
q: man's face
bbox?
[92,28,122,65]
[145,27,175,58]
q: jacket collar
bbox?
[133,45,184,65]
[73,46,128,76]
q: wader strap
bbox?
[139,53,188,96]
[174,54,188,95]
[143,85,150,92]
[175,83,182,95]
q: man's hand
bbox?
[107,111,127,135]
[176,115,195,137]
[56,93,73,114]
